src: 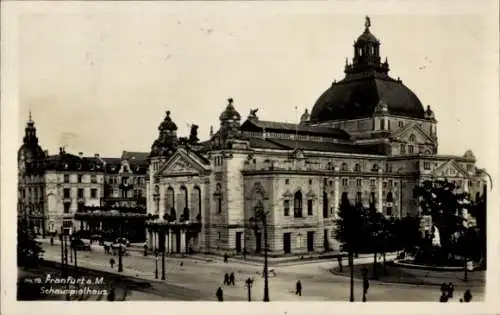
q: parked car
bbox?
[71,238,91,251]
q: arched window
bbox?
[356,192,362,205]
[386,192,394,216]
[369,192,376,206]
[180,186,189,220]
[166,187,175,212]
[341,162,348,171]
[409,134,416,142]
[372,164,379,172]
[193,186,202,220]
[354,163,361,172]
[294,191,303,218]
[386,192,394,202]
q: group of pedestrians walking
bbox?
[439,282,473,302]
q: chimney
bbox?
[94,153,100,158]
[78,152,83,158]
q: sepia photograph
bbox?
[1,0,499,314]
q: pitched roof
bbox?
[248,136,384,155]
[121,151,149,161]
[240,119,351,139]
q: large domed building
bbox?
[145,17,488,256]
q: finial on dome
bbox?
[166,110,171,118]
[365,16,371,30]
[28,110,33,123]
[228,98,234,105]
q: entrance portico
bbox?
[145,219,202,254]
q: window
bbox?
[466,164,472,171]
[342,178,348,186]
[218,232,221,240]
[354,164,361,172]
[63,188,71,199]
[123,166,129,172]
[399,121,404,128]
[424,162,431,170]
[323,192,328,218]
[308,179,313,185]
[90,175,97,183]
[77,175,83,183]
[400,144,406,154]
[409,134,416,142]
[388,180,393,187]
[285,179,290,185]
[63,203,71,214]
[284,200,290,216]
[370,179,376,187]
[329,180,333,186]
[383,182,387,189]
[372,164,379,172]
[294,191,303,218]
[356,179,362,186]
[408,145,414,154]
[91,188,97,199]
[64,174,70,183]
[341,163,348,171]
[78,188,84,199]
[307,199,313,216]
[215,184,222,214]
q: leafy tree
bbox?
[394,215,421,257]
[468,192,486,265]
[17,218,44,267]
[413,180,471,264]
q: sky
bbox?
[14,1,499,172]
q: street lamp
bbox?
[249,202,270,302]
[154,251,159,279]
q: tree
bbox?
[335,196,365,301]
[468,193,486,266]
[17,217,44,267]
[413,180,471,264]
[394,215,421,257]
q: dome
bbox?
[18,143,45,161]
[310,75,425,122]
[159,111,177,131]
[219,98,241,121]
[310,17,426,122]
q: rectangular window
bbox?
[383,182,387,189]
[285,179,290,185]
[64,174,70,183]
[308,179,313,185]
[356,179,362,186]
[424,162,431,170]
[63,188,71,199]
[91,188,98,199]
[356,192,362,204]
[408,145,414,154]
[370,179,376,186]
[77,188,84,199]
[307,199,313,216]
[77,175,83,183]
[342,178,348,186]
[284,200,290,216]
[63,203,71,213]
[90,175,97,183]
[400,144,406,154]
[388,180,393,187]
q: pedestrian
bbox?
[362,275,369,299]
[50,237,54,246]
[216,287,224,302]
[295,280,302,296]
[143,244,148,257]
[223,273,229,285]
[440,282,448,294]
[463,289,472,302]
[223,253,228,263]
[109,258,115,268]
[439,291,449,302]
[107,288,115,301]
[229,272,235,286]
[447,282,454,299]
[337,255,343,272]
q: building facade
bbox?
[145,18,488,256]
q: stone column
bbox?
[333,167,340,217]
[187,184,193,220]
[165,229,170,254]
[180,229,186,254]
[159,185,166,219]
[464,179,469,193]
[170,230,175,254]
[377,169,383,212]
